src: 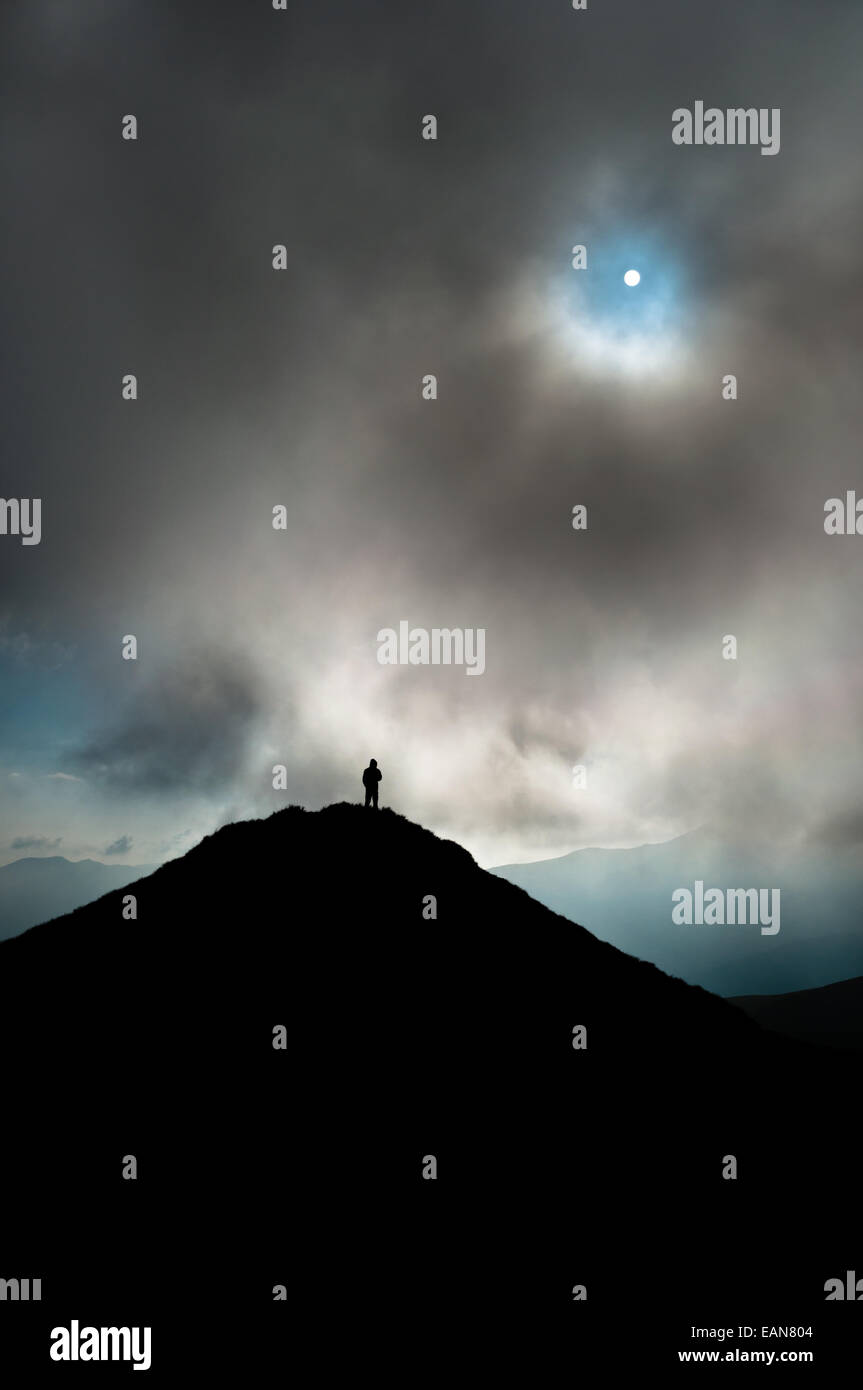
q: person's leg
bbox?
[364,786,371,807]
[372,786,378,809]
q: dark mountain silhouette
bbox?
[730,975,863,1051]
[493,827,863,994]
[0,854,158,941]
[1,805,859,1375]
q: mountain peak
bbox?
[0,801,827,1076]
[1,800,857,1356]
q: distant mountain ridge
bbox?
[0,854,158,941]
[492,828,863,995]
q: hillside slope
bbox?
[0,804,858,1371]
[730,974,863,1050]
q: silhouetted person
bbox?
[362,758,382,809]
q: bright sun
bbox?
[544,236,686,378]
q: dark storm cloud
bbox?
[808,808,863,850]
[66,651,263,795]
[2,0,863,862]
[1,0,855,619]
[104,834,132,855]
[11,835,62,852]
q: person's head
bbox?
[369,758,377,767]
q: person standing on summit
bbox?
[362,758,382,809]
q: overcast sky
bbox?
[2,0,863,869]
